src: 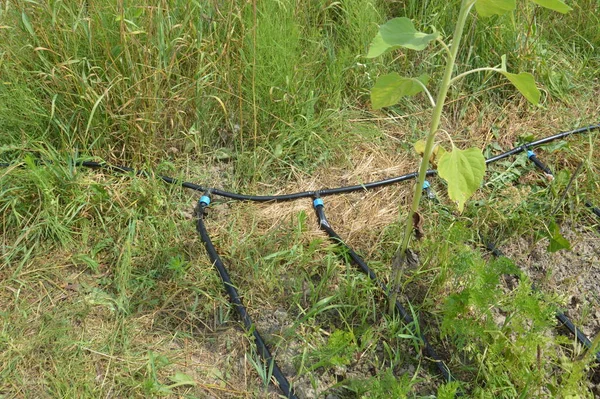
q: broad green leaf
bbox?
[367,33,392,58]
[414,140,426,155]
[438,147,486,212]
[367,17,438,57]
[547,221,571,252]
[380,18,439,51]
[500,71,541,105]
[434,145,447,167]
[529,0,572,13]
[475,0,516,18]
[371,73,429,109]
[168,372,197,388]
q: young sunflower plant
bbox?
[366,0,572,311]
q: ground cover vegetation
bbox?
[1,0,599,397]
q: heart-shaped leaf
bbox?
[380,17,439,51]
[547,221,571,252]
[438,147,486,212]
[529,0,572,13]
[500,71,541,105]
[371,73,429,109]
[475,0,516,18]
[367,33,389,58]
[367,17,438,58]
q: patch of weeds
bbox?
[306,329,358,372]
[342,370,414,398]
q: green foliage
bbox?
[344,370,413,398]
[370,73,429,109]
[367,17,439,57]
[308,330,358,370]
[0,0,598,397]
[438,147,487,212]
[546,220,572,252]
[530,0,572,13]
[475,0,517,18]
[500,71,541,104]
[475,0,571,18]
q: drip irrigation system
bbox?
[195,196,297,398]
[1,123,599,396]
[312,197,454,382]
[3,124,596,201]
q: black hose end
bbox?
[312,197,330,228]
[527,151,554,179]
[585,201,600,219]
[195,194,211,218]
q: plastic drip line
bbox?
[526,153,600,222]
[585,201,600,220]
[2,124,598,202]
[484,124,600,164]
[526,150,554,177]
[483,240,600,364]
[312,199,456,385]
[195,200,297,398]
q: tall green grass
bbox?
[2,1,598,177]
[0,1,390,178]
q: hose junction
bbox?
[2,124,600,397]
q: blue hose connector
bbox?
[313,198,324,208]
[423,180,436,199]
[199,195,211,207]
[527,150,535,159]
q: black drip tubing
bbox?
[585,201,600,219]
[195,200,297,398]
[527,152,600,222]
[313,199,455,384]
[2,124,598,202]
[484,240,600,364]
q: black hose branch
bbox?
[585,201,600,220]
[526,150,554,178]
[312,198,456,385]
[483,240,600,364]
[195,196,298,398]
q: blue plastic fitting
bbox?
[313,198,324,208]
[527,150,535,159]
[423,180,431,190]
[199,195,211,207]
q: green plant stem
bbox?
[389,0,475,314]
[449,66,503,85]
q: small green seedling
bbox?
[366,0,571,311]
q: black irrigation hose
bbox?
[312,198,455,384]
[527,151,600,221]
[2,124,598,201]
[195,197,297,399]
[585,201,600,220]
[483,240,600,364]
